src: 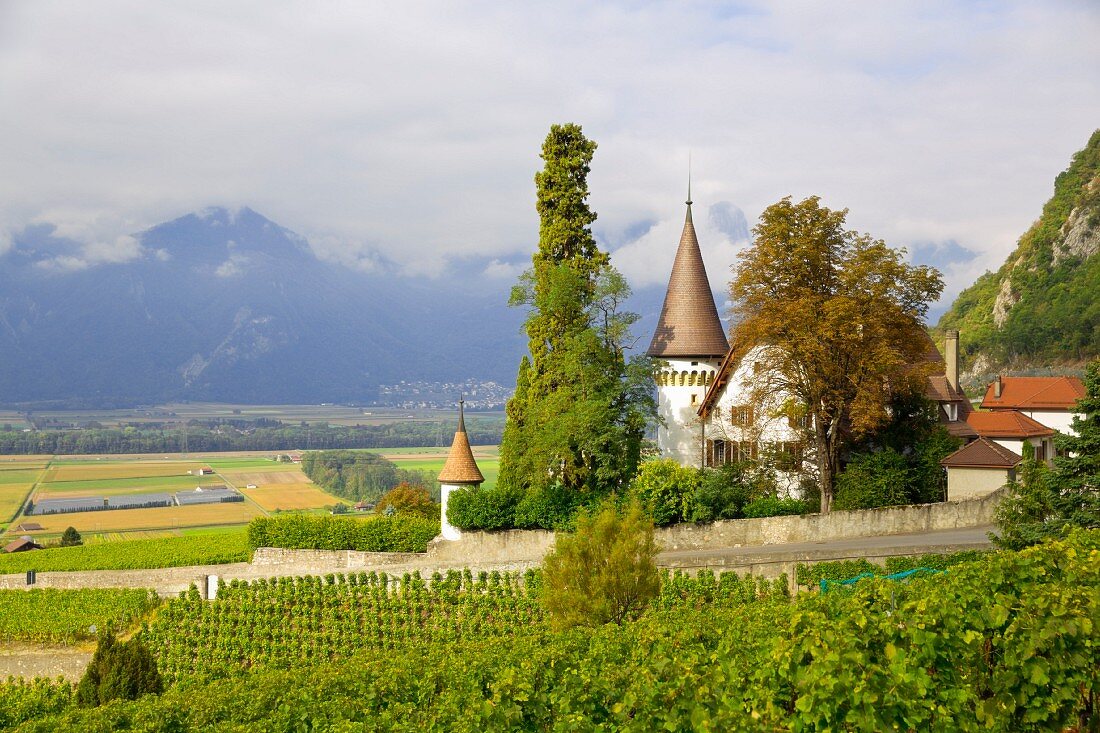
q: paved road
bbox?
[658,525,997,568]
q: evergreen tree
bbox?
[59,526,82,547]
[498,124,653,502]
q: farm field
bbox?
[240,483,343,511]
[0,462,46,525]
[35,474,208,498]
[16,501,262,535]
[43,462,205,481]
[375,446,500,489]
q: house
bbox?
[940,438,1022,501]
[3,536,43,553]
[965,411,1055,464]
[14,522,43,532]
[190,467,215,476]
[980,375,1086,435]
[650,192,978,496]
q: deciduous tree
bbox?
[730,196,943,512]
[541,499,660,629]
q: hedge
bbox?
[247,514,440,553]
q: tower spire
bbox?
[438,397,483,484]
[686,152,693,222]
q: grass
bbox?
[0,470,45,485]
[42,463,204,482]
[205,458,290,469]
[35,474,209,495]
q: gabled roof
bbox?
[981,376,1086,411]
[966,410,1054,439]
[438,403,484,484]
[647,202,729,359]
[940,437,1022,469]
[3,537,42,553]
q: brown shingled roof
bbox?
[967,410,1054,439]
[981,376,1086,411]
[647,202,729,359]
[940,437,1022,469]
[437,405,484,484]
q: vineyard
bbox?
[0,589,158,644]
[0,531,1096,731]
[146,567,786,682]
[0,532,251,575]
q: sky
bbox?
[1,1,1099,316]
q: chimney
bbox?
[944,329,959,393]
[994,375,1003,399]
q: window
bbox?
[690,393,698,406]
[787,413,809,430]
[732,405,754,428]
[714,439,726,465]
[943,403,958,422]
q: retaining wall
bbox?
[426,489,1006,564]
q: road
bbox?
[657,525,997,569]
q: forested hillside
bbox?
[937,129,1100,382]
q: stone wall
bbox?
[431,489,1006,564]
[251,548,424,568]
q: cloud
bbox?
[0,231,11,257]
[611,202,749,289]
[215,254,249,278]
[0,1,1096,307]
[483,259,525,280]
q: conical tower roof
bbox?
[647,200,729,358]
[438,400,484,484]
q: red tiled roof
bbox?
[647,203,729,359]
[966,410,1054,439]
[981,376,1086,411]
[3,537,41,553]
[940,437,1022,469]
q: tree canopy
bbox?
[730,196,943,512]
[497,124,654,507]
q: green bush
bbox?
[833,448,910,510]
[741,496,810,518]
[542,500,659,629]
[686,462,757,522]
[247,514,439,553]
[513,482,584,530]
[446,484,523,531]
[75,630,162,707]
[883,550,988,573]
[628,459,701,526]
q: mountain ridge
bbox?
[936,129,1100,386]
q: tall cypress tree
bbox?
[498,124,653,501]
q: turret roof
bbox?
[437,401,484,484]
[646,201,729,359]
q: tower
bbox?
[437,398,484,541]
[647,190,729,465]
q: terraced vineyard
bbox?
[0,588,158,644]
[0,531,251,574]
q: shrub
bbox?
[686,462,757,522]
[247,514,439,553]
[75,630,162,707]
[513,482,585,530]
[795,558,881,589]
[446,484,523,531]
[59,527,82,547]
[741,496,809,518]
[628,459,701,526]
[376,483,437,520]
[833,448,910,510]
[542,500,660,630]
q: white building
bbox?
[647,196,729,466]
[437,400,484,541]
[980,375,1086,436]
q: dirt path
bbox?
[0,643,92,680]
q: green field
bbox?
[35,474,204,496]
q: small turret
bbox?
[438,398,484,540]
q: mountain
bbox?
[937,129,1100,385]
[0,207,527,406]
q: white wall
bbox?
[703,346,809,496]
[1020,410,1077,435]
[947,466,1013,501]
[439,483,465,541]
[656,357,720,467]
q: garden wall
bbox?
[428,489,1006,564]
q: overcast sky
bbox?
[2,1,1098,310]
